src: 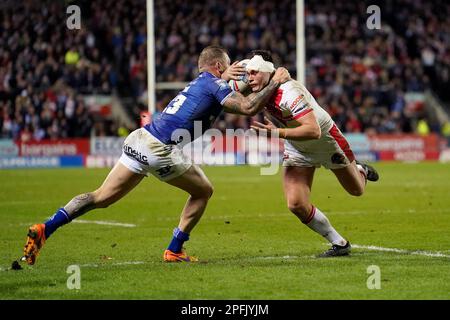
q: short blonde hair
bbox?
[198,46,228,69]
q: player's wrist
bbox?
[278,128,287,139]
[270,79,281,88]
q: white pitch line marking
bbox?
[255,255,300,260]
[352,244,450,258]
[79,261,145,268]
[73,220,137,228]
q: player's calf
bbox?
[332,164,366,197]
[64,192,98,218]
[288,202,349,248]
[287,201,313,222]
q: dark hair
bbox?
[198,46,228,68]
[249,50,273,63]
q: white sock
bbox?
[304,206,347,246]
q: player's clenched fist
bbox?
[272,67,291,85]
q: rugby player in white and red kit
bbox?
[246,51,379,257]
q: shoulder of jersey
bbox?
[279,79,296,90]
[214,78,231,90]
[281,80,309,95]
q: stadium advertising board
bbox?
[87,137,125,168]
[0,139,19,156]
[90,137,125,155]
[2,133,444,169]
[439,148,450,162]
[85,155,120,168]
[345,134,378,162]
[368,134,440,161]
[183,134,282,166]
[18,139,90,156]
[0,156,84,169]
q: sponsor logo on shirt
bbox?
[290,95,309,113]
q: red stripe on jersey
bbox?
[231,80,241,92]
[328,124,355,162]
[266,89,286,125]
[292,108,313,120]
[274,89,283,106]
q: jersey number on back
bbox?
[164,95,186,114]
[163,85,190,115]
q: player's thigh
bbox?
[283,166,315,209]
[95,162,145,204]
[165,165,213,198]
[331,161,364,195]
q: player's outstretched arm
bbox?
[223,67,290,116]
[251,112,321,141]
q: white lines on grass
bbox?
[79,261,145,268]
[16,220,137,228]
[242,254,318,261]
[353,244,450,258]
[72,220,136,228]
[255,255,300,260]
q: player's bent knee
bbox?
[201,183,214,199]
[348,188,364,197]
[206,184,214,199]
[190,182,214,199]
[287,201,310,217]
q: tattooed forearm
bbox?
[244,80,279,114]
[223,80,280,116]
[64,193,96,219]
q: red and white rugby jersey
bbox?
[266,80,333,131]
[266,80,339,153]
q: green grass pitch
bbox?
[0,162,449,299]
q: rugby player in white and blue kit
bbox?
[21,46,290,264]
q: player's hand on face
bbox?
[250,117,278,135]
[221,61,246,81]
[272,67,291,84]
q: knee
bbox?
[193,182,214,200]
[207,184,214,198]
[287,200,311,218]
[348,187,364,197]
[203,183,214,199]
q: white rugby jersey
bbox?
[265,80,338,153]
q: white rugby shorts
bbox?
[119,128,192,181]
[282,124,356,170]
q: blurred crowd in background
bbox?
[0,0,449,141]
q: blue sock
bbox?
[167,227,190,253]
[44,208,71,239]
